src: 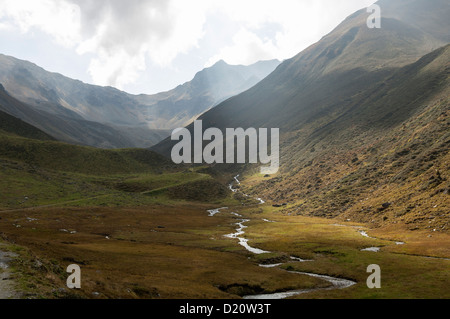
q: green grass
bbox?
[237,207,450,299]
[0,127,249,212]
[0,133,172,176]
[1,126,448,299]
[0,131,237,210]
[0,160,233,210]
[120,171,210,194]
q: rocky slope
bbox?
[153,0,449,232]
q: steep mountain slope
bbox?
[0,55,279,148]
[198,0,448,130]
[153,0,449,231]
[154,0,449,154]
[134,59,281,129]
[253,45,449,228]
[0,107,55,141]
[0,85,148,148]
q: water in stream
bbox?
[206,176,357,299]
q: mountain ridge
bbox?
[152,0,449,231]
[0,54,279,148]
[153,0,449,151]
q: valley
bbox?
[0,0,449,301]
[0,159,448,299]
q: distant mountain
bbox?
[0,55,279,148]
[0,84,153,148]
[134,59,281,129]
[153,0,449,230]
[0,94,55,141]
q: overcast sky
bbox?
[0,0,376,95]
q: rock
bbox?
[33,259,44,270]
[382,202,392,209]
[377,202,392,212]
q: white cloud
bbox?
[206,28,278,67]
[0,0,81,47]
[88,48,146,90]
[0,0,377,91]
[73,0,209,89]
[0,0,209,89]
[0,23,10,30]
[204,0,377,66]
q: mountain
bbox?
[0,55,279,148]
[0,84,153,148]
[0,98,55,141]
[133,59,281,129]
[153,0,449,230]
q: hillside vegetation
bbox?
[153,0,450,233]
[0,130,232,212]
[248,45,450,232]
[0,108,55,142]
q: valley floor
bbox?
[0,197,449,299]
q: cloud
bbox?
[205,0,377,66]
[206,28,278,67]
[0,0,377,90]
[72,0,208,89]
[0,0,208,89]
[0,0,81,47]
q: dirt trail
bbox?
[0,194,111,213]
[0,245,20,299]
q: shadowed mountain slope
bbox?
[0,97,55,141]
[0,84,145,148]
[152,0,449,231]
[0,55,279,148]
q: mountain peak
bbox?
[213,59,228,67]
[0,53,279,148]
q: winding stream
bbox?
[244,271,356,300]
[207,176,357,299]
[224,218,270,255]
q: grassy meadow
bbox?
[0,133,449,299]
